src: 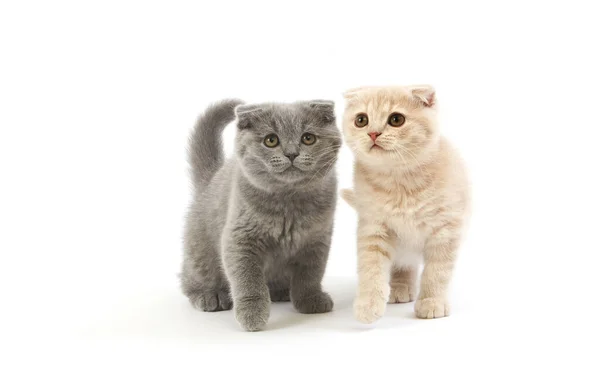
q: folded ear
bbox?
[410,85,436,107]
[342,87,370,102]
[235,104,263,129]
[307,100,335,123]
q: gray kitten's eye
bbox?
[388,113,405,127]
[264,134,279,148]
[301,133,316,145]
[355,113,368,127]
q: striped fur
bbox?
[341,85,470,322]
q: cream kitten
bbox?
[341,85,470,323]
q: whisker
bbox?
[391,145,426,179]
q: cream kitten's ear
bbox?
[342,87,369,102]
[410,86,436,107]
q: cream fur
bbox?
[341,85,470,323]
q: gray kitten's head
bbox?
[234,101,341,190]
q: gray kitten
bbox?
[181,99,341,331]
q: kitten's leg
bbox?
[388,264,417,304]
[289,240,333,314]
[268,277,291,302]
[354,220,395,323]
[181,229,232,312]
[415,227,460,319]
[222,237,270,332]
[181,259,232,312]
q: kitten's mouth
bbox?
[370,144,385,151]
[281,165,305,175]
[272,165,307,182]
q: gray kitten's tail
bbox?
[188,99,244,187]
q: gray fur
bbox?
[181,99,341,331]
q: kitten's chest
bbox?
[360,179,436,244]
[258,201,332,255]
[269,212,310,250]
[387,204,427,253]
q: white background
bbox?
[1,0,599,377]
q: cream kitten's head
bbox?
[342,85,439,168]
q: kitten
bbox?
[341,86,470,323]
[181,99,341,331]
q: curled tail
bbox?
[188,99,244,188]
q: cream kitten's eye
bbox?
[388,113,406,127]
[264,134,279,148]
[355,113,368,127]
[301,133,316,145]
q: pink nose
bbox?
[368,132,381,142]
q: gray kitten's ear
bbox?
[307,100,335,123]
[410,85,436,107]
[235,104,263,129]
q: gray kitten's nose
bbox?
[285,153,299,163]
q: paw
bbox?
[293,291,333,314]
[340,189,355,207]
[234,296,270,331]
[269,288,290,302]
[354,295,386,324]
[189,289,232,312]
[414,297,450,319]
[388,283,416,304]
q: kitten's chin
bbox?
[356,146,398,166]
[271,166,307,183]
[360,144,391,158]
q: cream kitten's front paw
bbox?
[340,189,356,208]
[414,297,450,319]
[354,295,386,324]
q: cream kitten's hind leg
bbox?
[389,265,417,304]
[415,231,460,319]
[353,221,395,324]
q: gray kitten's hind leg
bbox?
[268,278,291,302]
[182,201,233,312]
[180,256,232,312]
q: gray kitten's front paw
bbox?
[234,297,270,331]
[293,291,334,314]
